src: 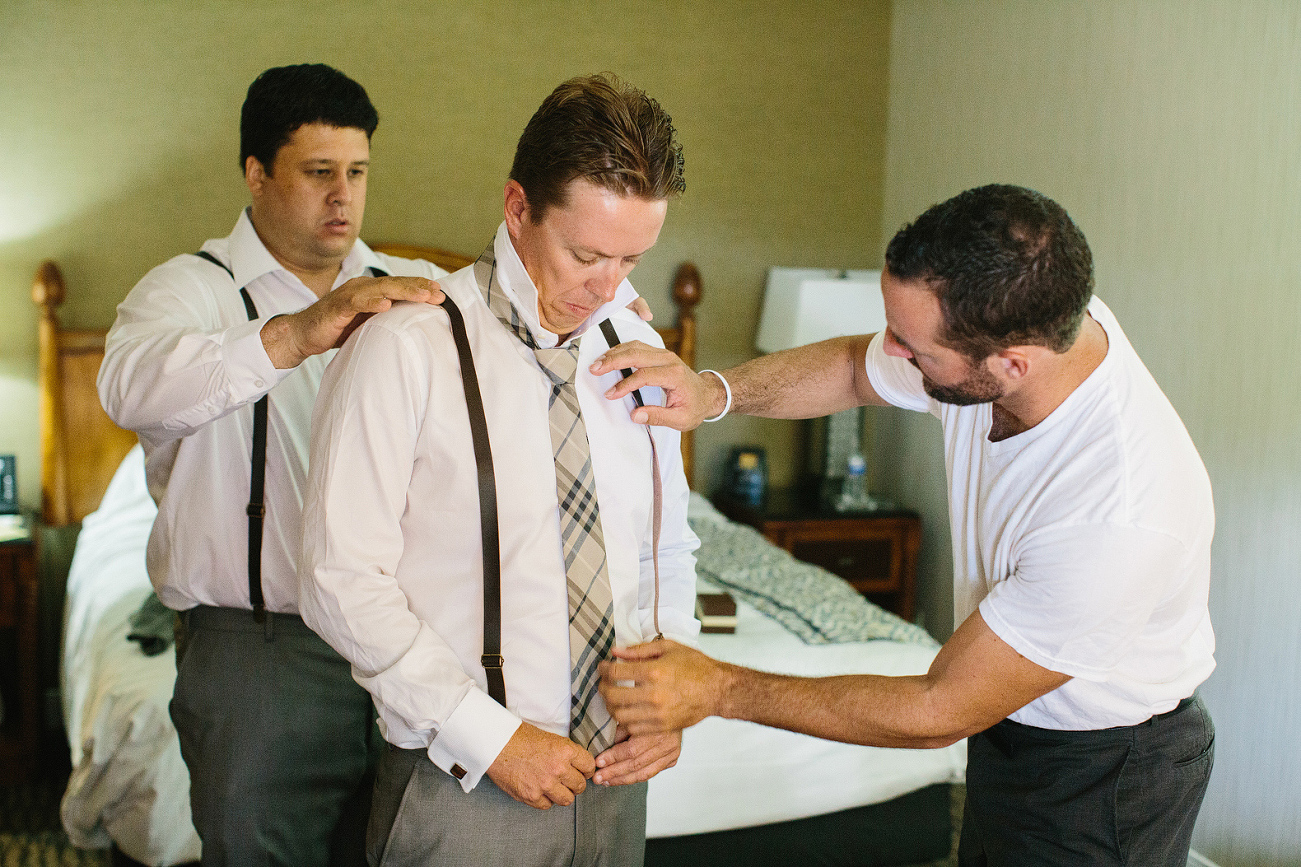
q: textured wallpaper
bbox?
[881,2,1301,863]
[0,0,892,507]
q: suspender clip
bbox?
[246,503,266,518]
[481,654,505,670]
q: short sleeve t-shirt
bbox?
[866,296,1215,730]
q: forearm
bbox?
[718,665,964,749]
[719,335,884,420]
[99,319,283,436]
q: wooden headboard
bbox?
[34,251,702,527]
[33,262,138,527]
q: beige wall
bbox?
[882,1,1301,863]
[0,0,892,509]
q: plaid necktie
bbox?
[473,242,618,754]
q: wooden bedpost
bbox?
[32,262,138,526]
[671,263,702,488]
[33,261,71,527]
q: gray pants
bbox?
[171,606,382,867]
[960,694,1214,866]
[367,744,647,867]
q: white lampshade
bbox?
[756,268,888,354]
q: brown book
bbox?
[696,592,738,634]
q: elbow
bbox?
[912,729,970,750]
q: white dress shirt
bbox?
[300,222,700,791]
[98,209,446,613]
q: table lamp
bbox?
[756,267,889,511]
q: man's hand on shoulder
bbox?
[261,275,444,369]
[589,342,725,431]
[485,722,596,809]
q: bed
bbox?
[37,252,963,867]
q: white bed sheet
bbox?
[60,445,201,866]
[643,495,966,838]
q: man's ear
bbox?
[994,346,1033,382]
[245,155,268,197]
[503,180,530,239]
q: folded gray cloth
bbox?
[688,515,937,647]
[127,592,176,656]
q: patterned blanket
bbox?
[689,513,937,647]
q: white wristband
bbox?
[699,369,732,422]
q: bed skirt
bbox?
[645,782,953,867]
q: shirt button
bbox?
[254,379,265,389]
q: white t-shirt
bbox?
[866,296,1215,730]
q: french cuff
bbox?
[219,317,292,401]
[426,688,522,792]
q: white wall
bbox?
[880,2,1301,863]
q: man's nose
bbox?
[882,328,911,359]
[590,261,624,302]
[329,175,352,205]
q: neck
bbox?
[248,213,346,298]
[989,315,1109,441]
[279,259,341,299]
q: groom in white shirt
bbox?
[299,73,699,867]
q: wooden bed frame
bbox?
[34,249,703,527]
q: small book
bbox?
[696,592,737,634]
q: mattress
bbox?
[645,497,965,837]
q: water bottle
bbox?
[836,452,874,512]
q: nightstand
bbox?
[0,515,39,782]
[714,488,921,621]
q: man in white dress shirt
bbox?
[98,64,445,865]
[300,74,699,867]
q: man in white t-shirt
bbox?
[594,185,1215,866]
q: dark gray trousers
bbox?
[959,695,1214,866]
[171,606,382,867]
[367,744,647,867]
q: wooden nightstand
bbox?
[714,488,921,622]
[0,515,39,783]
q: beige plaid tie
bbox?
[473,244,618,754]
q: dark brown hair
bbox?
[885,184,1094,359]
[509,73,685,220]
[240,64,378,175]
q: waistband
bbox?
[181,604,305,639]
[986,694,1202,749]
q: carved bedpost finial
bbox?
[32,260,67,312]
[672,262,701,313]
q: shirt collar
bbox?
[227,207,384,292]
[491,221,639,349]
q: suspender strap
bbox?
[195,249,233,279]
[195,251,268,623]
[238,287,270,624]
[597,319,665,640]
[442,296,507,707]
[193,250,392,630]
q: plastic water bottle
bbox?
[836,452,874,512]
